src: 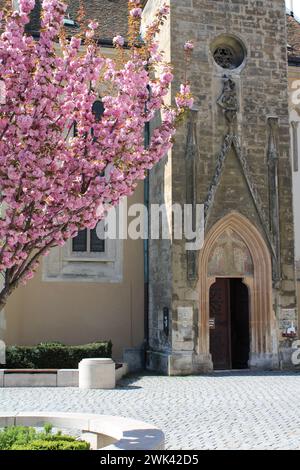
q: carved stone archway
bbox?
[198,212,278,370]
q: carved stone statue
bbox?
[217,75,238,123]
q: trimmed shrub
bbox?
[0,425,90,450]
[11,439,90,450]
[0,426,37,450]
[3,341,112,369]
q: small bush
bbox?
[11,439,90,450]
[39,434,77,442]
[3,341,112,369]
[0,426,37,450]
[0,425,90,450]
[43,423,53,435]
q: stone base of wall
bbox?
[248,353,279,370]
[146,350,170,374]
[123,347,145,372]
[279,343,299,369]
[146,349,299,374]
[146,350,213,375]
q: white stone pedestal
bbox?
[79,358,115,389]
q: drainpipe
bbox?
[143,120,150,365]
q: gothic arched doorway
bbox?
[198,212,278,371]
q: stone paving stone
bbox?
[0,371,300,449]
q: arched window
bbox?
[92,100,105,122]
[72,99,106,254]
[91,99,105,139]
[72,99,104,138]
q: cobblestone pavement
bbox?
[1,371,300,449]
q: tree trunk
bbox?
[0,283,18,313]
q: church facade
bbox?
[144,0,298,374]
[1,0,300,375]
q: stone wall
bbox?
[145,0,297,374]
[142,1,174,370]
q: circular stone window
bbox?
[211,35,246,70]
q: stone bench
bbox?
[0,412,165,450]
[0,363,128,387]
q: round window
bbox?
[211,35,246,70]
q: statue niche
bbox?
[208,228,253,277]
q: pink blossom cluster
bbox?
[0,0,193,293]
[128,0,142,18]
[159,6,170,16]
[113,35,125,48]
[130,8,143,18]
[176,84,194,109]
[184,40,194,52]
[19,0,35,14]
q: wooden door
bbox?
[209,278,231,369]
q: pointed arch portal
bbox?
[198,212,278,370]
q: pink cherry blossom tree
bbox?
[0,0,193,309]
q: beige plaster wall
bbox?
[3,184,145,361]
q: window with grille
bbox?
[213,47,236,69]
[70,98,106,257]
[211,35,246,70]
[43,97,123,281]
[44,213,123,282]
[72,228,105,254]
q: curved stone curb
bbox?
[0,412,165,450]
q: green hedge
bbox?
[2,341,112,369]
[11,439,90,450]
[0,424,90,450]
